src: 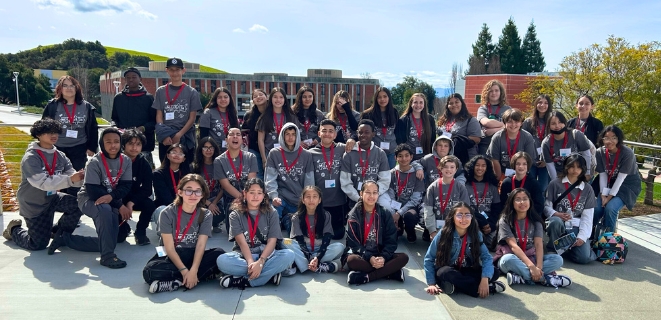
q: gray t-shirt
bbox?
[437,116,482,138]
[424,179,470,224]
[404,114,424,154]
[330,110,361,142]
[257,112,288,151]
[199,108,232,150]
[214,151,258,197]
[310,143,346,206]
[486,129,537,171]
[266,146,315,205]
[298,109,326,143]
[389,167,425,207]
[373,114,397,154]
[522,117,547,152]
[229,209,282,253]
[201,163,221,200]
[497,218,543,251]
[541,129,590,174]
[152,83,202,143]
[595,146,638,183]
[290,211,334,248]
[340,144,390,190]
[158,204,212,249]
[546,178,596,218]
[465,181,500,217]
[476,104,511,123]
[55,102,89,148]
[78,153,133,205]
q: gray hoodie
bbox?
[265,122,315,205]
[17,142,83,219]
[419,135,466,188]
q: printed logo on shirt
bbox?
[351,163,379,177]
[432,194,462,220]
[176,231,199,247]
[276,164,304,181]
[314,158,341,176]
[212,119,227,137]
[58,114,87,130]
[164,103,190,118]
[555,196,585,217]
[468,191,494,212]
[499,152,511,167]
[408,126,419,142]
[43,167,64,176]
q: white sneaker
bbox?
[507,272,525,286]
[544,274,572,288]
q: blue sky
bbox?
[2,0,660,87]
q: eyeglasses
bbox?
[62,84,75,89]
[169,152,185,157]
[202,146,215,151]
[455,213,472,220]
[602,137,618,142]
[514,197,530,203]
[182,189,203,196]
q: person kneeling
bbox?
[143,174,225,293]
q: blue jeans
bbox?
[593,196,624,232]
[498,253,564,283]
[282,241,345,273]
[248,149,264,181]
[547,216,596,264]
[216,250,295,287]
[274,198,297,232]
[151,205,167,236]
[386,152,396,169]
[530,165,550,192]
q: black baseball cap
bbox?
[123,67,141,78]
[166,58,184,68]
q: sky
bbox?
[1,0,660,88]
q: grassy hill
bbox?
[105,46,226,73]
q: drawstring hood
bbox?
[278,122,302,152]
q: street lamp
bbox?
[12,71,21,115]
[113,80,121,94]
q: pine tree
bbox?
[521,21,546,73]
[497,18,524,74]
[467,24,496,74]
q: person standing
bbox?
[361,88,398,168]
[567,95,604,146]
[198,87,239,154]
[476,80,511,155]
[242,89,269,180]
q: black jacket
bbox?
[123,153,153,205]
[395,115,437,154]
[42,99,99,152]
[346,203,398,262]
[334,102,359,144]
[451,135,476,166]
[567,114,603,146]
[111,85,156,151]
[153,166,190,207]
[500,174,545,215]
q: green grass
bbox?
[0,125,35,192]
[638,181,661,202]
[105,46,227,73]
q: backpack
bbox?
[593,232,628,264]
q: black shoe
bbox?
[271,272,282,286]
[220,275,250,289]
[149,279,182,293]
[406,229,417,244]
[386,269,405,282]
[396,228,404,237]
[47,229,66,255]
[135,234,151,246]
[422,229,431,242]
[489,280,506,294]
[440,281,455,295]
[347,271,369,285]
[100,256,127,269]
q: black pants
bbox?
[324,203,349,240]
[436,266,500,297]
[347,253,409,281]
[128,197,156,236]
[143,247,226,284]
[57,143,88,171]
[158,142,194,167]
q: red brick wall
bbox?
[464,74,538,116]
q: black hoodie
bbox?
[111,84,156,151]
[122,152,153,205]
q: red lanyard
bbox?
[101,154,123,189]
[537,122,546,140]
[471,182,488,207]
[434,157,441,178]
[273,112,284,134]
[488,103,501,117]
[217,109,229,135]
[322,144,334,172]
[303,119,311,133]
[457,235,468,269]
[439,179,455,217]
[605,148,621,188]
[512,175,527,190]
[549,133,569,159]
[305,215,315,251]
[564,182,582,211]
[577,119,587,133]
[358,145,371,178]
[169,169,181,195]
[381,116,388,138]
[506,131,521,159]
[175,206,197,245]
[202,165,215,190]
[514,218,529,249]
[444,119,456,133]
[35,150,57,176]
[228,151,243,181]
[396,171,411,197]
[412,115,423,141]
[339,114,347,131]
[363,207,376,245]
[166,83,186,106]
[246,213,260,247]
[280,147,303,175]
[63,103,77,124]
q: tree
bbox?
[360,72,372,79]
[521,21,546,73]
[467,24,497,75]
[448,63,462,93]
[497,18,525,74]
[390,76,437,114]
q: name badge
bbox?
[222,141,227,148]
[390,200,402,211]
[165,112,175,121]
[303,139,313,145]
[442,131,452,138]
[274,143,280,149]
[480,211,489,219]
[155,246,166,257]
[66,130,78,138]
[357,182,362,190]
[436,220,445,229]
[560,148,572,157]
[571,218,581,228]
[602,187,611,196]
[46,190,57,196]
[325,180,336,188]
[416,147,423,154]
[505,168,516,177]
[536,147,542,155]
[380,142,390,150]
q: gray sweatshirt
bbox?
[309,142,347,206]
[486,128,538,171]
[419,135,466,188]
[214,150,259,197]
[17,142,83,219]
[265,122,315,205]
[423,179,470,233]
[78,152,133,210]
[386,164,424,214]
[340,142,391,202]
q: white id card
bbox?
[165,112,175,121]
[303,139,313,145]
[46,190,57,196]
[505,168,516,177]
[66,130,78,138]
[391,200,402,211]
[442,131,452,138]
[560,148,572,157]
[357,182,363,190]
[380,142,390,150]
[155,246,166,257]
[602,187,611,195]
[416,147,423,154]
[436,220,445,229]
[571,218,581,228]
[274,143,280,149]
[536,147,542,155]
[325,180,336,188]
[222,141,227,148]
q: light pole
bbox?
[12,71,21,115]
[113,80,121,94]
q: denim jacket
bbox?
[423,230,494,285]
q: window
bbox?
[237,98,243,109]
[320,102,325,112]
[321,84,325,96]
[315,70,322,75]
[241,81,246,94]
[269,82,275,91]
[210,80,217,92]
[355,101,360,111]
[255,81,261,89]
[324,70,331,75]
[475,95,481,103]
[295,83,301,92]
[284,83,288,93]
[333,84,338,93]
[344,84,349,91]
[225,80,231,91]
[194,79,201,92]
[356,85,361,95]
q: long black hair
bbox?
[192,137,221,174]
[292,86,319,125]
[296,186,326,238]
[464,155,499,186]
[158,143,186,170]
[437,93,472,125]
[434,202,481,269]
[560,153,588,183]
[256,87,297,132]
[500,188,545,233]
[205,87,240,129]
[362,87,397,128]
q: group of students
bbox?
[3,59,641,298]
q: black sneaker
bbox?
[347,271,369,285]
[440,281,455,295]
[406,230,417,244]
[422,229,431,242]
[271,272,282,286]
[386,269,405,282]
[316,261,337,273]
[220,275,250,289]
[149,279,182,293]
[135,234,151,246]
[489,280,506,294]
[3,219,23,241]
[47,229,66,255]
[100,256,127,269]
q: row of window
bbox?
[160,79,361,96]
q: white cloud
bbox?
[32,0,157,20]
[232,28,246,33]
[248,24,269,33]
[50,26,56,29]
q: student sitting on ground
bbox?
[500,151,544,215]
[495,189,571,288]
[283,186,345,274]
[419,136,467,190]
[142,174,225,293]
[153,144,191,220]
[423,202,505,298]
[386,144,425,243]
[346,180,409,285]
[463,155,502,249]
[217,178,295,289]
[191,137,223,232]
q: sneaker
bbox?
[149,279,182,293]
[316,261,337,273]
[489,280,506,294]
[47,229,66,255]
[347,271,369,285]
[3,219,22,241]
[205,271,223,281]
[100,256,127,269]
[439,281,454,295]
[271,272,282,286]
[220,275,250,289]
[212,226,223,234]
[282,267,297,277]
[135,234,151,246]
[543,274,572,288]
[386,269,405,282]
[406,231,417,244]
[507,272,525,286]
[422,229,431,242]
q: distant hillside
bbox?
[105,46,226,73]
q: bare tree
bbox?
[360,72,373,79]
[69,60,90,100]
[448,63,463,93]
